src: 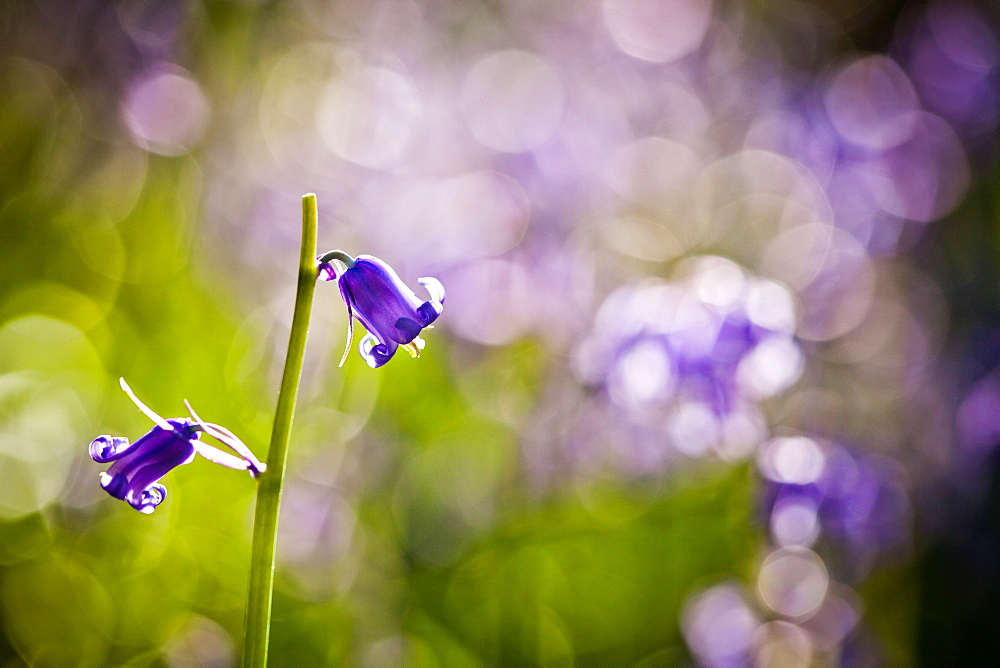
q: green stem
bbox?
[242,194,319,668]
[317,249,356,268]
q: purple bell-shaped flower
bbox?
[317,251,445,368]
[90,379,265,513]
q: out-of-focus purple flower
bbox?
[573,256,802,464]
[682,582,760,667]
[317,251,445,368]
[90,379,265,514]
[759,438,910,561]
[957,368,1000,456]
[895,1,1000,141]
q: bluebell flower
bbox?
[760,439,909,559]
[90,379,266,514]
[569,257,804,468]
[317,251,445,368]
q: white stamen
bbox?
[184,399,266,476]
[339,296,355,368]
[119,378,172,431]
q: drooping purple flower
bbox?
[90,379,265,514]
[317,251,445,368]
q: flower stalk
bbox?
[242,193,319,668]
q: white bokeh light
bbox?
[608,338,676,409]
[737,336,805,399]
[753,620,814,668]
[758,436,826,485]
[669,402,719,457]
[317,65,421,168]
[825,55,920,151]
[757,547,829,620]
[460,50,565,153]
[603,0,713,64]
[682,582,760,667]
[122,66,210,156]
[770,497,821,547]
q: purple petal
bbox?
[99,471,129,500]
[416,302,441,327]
[416,278,445,327]
[99,425,197,510]
[318,262,338,282]
[129,483,167,514]
[341,256,427,345]
[419,276,445,304]
[325,255,444,366]
[395,317,423,341]
[90,435,133,463]
[359,332,397,368]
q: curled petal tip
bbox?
[90,435,131,463]
[359,332,395,368]
[418,277,445,305]
[318,262,338,282]
[416,278,444,328]
[129,483,167,514]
